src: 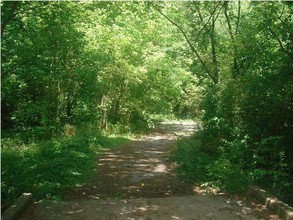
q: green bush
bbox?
[171,134,249,193]
[1,136,95,205]
[172,78,292,199]
[171,134,212,183]
[207,157,249,193]
[1,128,132,208]
[192,73,293,204]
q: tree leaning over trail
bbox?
[1,0,292,207]
[165,1,293,205]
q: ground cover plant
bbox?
[1,1,292,209]
[1,126,131,208]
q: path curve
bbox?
[63,121,196,200]
[20,122,279,220]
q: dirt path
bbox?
[62,122,196,200]
[21,122,279,220]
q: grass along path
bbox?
[61,121,196,200]
[20,122,280,220]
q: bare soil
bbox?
[20,122,280,220]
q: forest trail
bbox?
[62,121,196,200]
[21,122,277,220]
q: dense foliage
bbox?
[1,126,130,205]
[1,2,197,137]
[1,1,198,207]
[169,2,292,205]
[1,1,292,207]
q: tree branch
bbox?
[150,3,219,84]
[236,1,241,35]
[224,2,240,77]
[193,2,222,42]
[210,10,219,84]
[267,26,292,60]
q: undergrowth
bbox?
[171,132,292,206]
[1,126,131,209]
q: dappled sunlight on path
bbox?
[62,121,197,200]
[20,121,279,220]
[25,196,262,220]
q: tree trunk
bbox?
[224,2,240,77]
[210,12,219,84]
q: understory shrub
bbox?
[206,157,249,192]
[1,127,131,208]
[171,134,212,183]
[1,136,96,206]
[172,74,292,205]
[171,133,249,193]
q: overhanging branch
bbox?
[268,26,292,60]
[150,3,219,84]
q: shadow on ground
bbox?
[20,122,280,220]
[62,122,196,200]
